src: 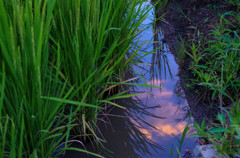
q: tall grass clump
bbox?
[0,0,83,157]
[50,0,153,139]
[0,0,155,157]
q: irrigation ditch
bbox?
[66,0,240,157]
[66,1,198,157]
[1,0,239,157]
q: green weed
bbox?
[186,12,240,104]
[184,9,240,158]
[170,122,191,158]
[191,100,240,157]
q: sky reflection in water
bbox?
[118,2,196,157]
[97,2,197,157]
[65,2,197,158]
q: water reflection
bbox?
[94,11,196,156]
[96,2,196,157]
[126,3,196,157]
[151,25,172,86]
[65,92,164,158]
[96,98,164,158]
[65,2,196,158]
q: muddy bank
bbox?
[154,0,234,124]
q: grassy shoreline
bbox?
[155,0,240,157]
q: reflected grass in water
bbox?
[151,26,173,87]
[96,95,164,158]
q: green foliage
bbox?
[50,0,153,139]
[191,100,240,157]
[0,0,77,157]
[186,12,240,102]
[0,0,154,157]
[182,8,240,158]
[170,122,191,158]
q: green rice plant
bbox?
[0,0,101,157]
[191,100,240,157]
[50,0,154,139]
[0,0,65,156]
[0,0,160,157]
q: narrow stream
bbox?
[66,2,197,158]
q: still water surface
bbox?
[66,2,196,158]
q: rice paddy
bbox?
[0,0,155,157]
[1,0,240,157]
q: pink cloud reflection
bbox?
[147,79,169,86]
[136,88,173,99]
[133,90,191,141]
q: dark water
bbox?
[65,2,197,158]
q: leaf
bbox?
[201,119,206,131]
[41,96,101,108]
[106,82,161,88]
[105,93,141,101]
[98,100,126,109]
[184,82,193,88]
[208,127,226,133]
[190,134,200,137]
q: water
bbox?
[65,2,197,158]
